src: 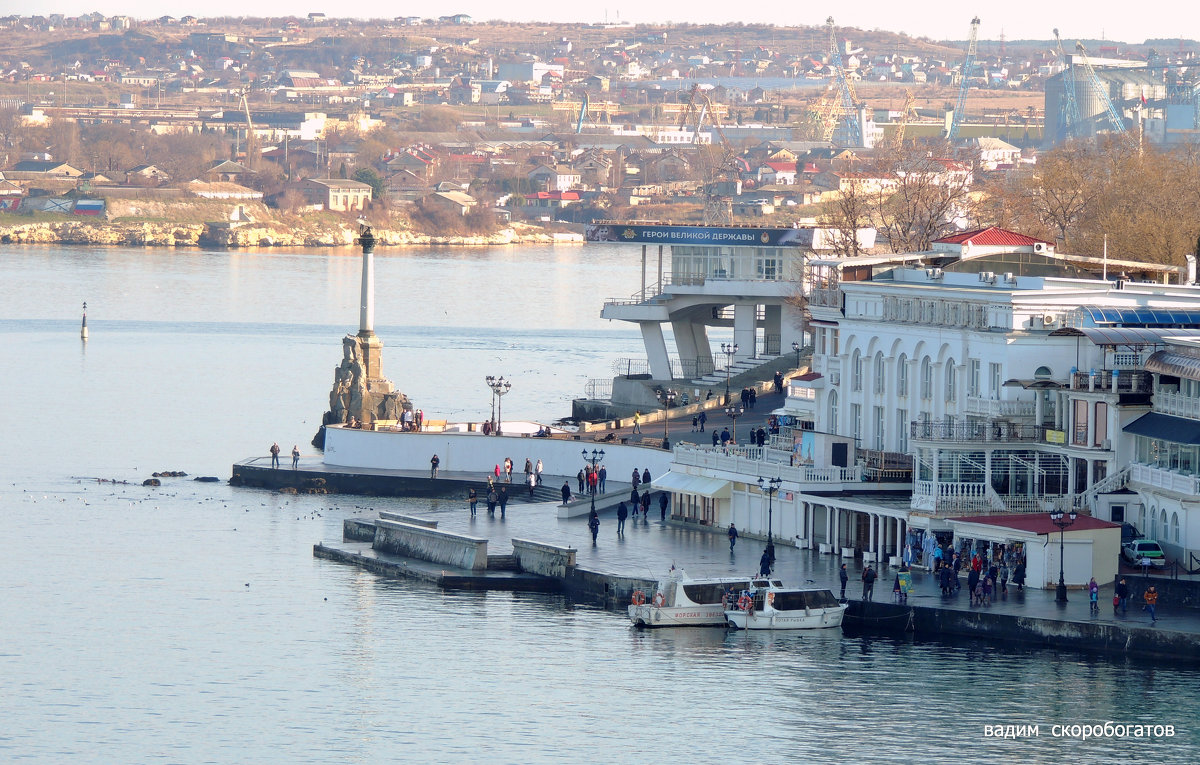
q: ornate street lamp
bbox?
[725,404,744,444]
[1049,508,1077,604]
[662,388,676,448]
[582,448,605,516]
[486,375,512,435]
[758,476,782,566]
[792,340,801,368]
[721,342,739,404]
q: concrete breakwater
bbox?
[321,513,1200,663]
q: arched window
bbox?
[874,352,885,394]
[945,358,957,402]
[1172,512,1181,543]
[1140,506,1147,535]
[1160,509,1168,541]
[897,353,909,396]
[920,357,932,399]
[852,350,863,391]
[1150,507,1158,539]
[828,390,839,433]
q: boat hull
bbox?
[724,604,847,630]
[628,603,726,628]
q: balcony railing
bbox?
[1070,369,1153,393]
[1130,462,1200,495]
[808,286,842,308]
[672,443,869,484]
[910,420,1044,443]
[1154,391,1200,420]
[964,396,1036,419]
[912,481,1060,515]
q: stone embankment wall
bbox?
[0,219,583,248]
[373,518,488,571]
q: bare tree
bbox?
[820,178,872,257]
[870,140,974,253]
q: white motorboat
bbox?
[724,584,847,630]
[628,570,782,628]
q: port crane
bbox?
[947,16,980,140]
[678,84,741,225]
[826,17,861,146]
[1052,29,1081,143]
[1074,40,1127,135]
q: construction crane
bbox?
[238,86,256,169]
[1052,29,1081,143]
[678,85,741,225]
[893,89,917,145]
[948,16,980,141]
[1074,41,1127,135]
[575,92,589,134]
[826,17,862,146]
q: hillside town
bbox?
[0,14,1199,250]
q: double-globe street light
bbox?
[725,404,744,444]
[758,476,782,567]
[1049,508,1078,604]
[792,340,802,369]
[485,375,512,435]
[662,388,676,449]
[721,342,739,405]
[582,448,605,516]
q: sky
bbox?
[18,2,1199,46]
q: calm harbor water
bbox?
[0,244,1196,762]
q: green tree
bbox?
[353,167,385,199]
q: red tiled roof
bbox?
[948,513,1121,536]
[764,161,796,172]
[794,372,823,382]
[935,226,1054,248]
[524,191,580,200]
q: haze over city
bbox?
[13,1,1199,45]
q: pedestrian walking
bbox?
[269,442,280,469]
[494,464,501,480]
[504,457,513,482]
[749,388,757,408]
[430,454,440,479]
[631,468,640,490]
[839,563,849,599]
[632,411,642,434]
[712,430,720,447]
[967,567,980,605]
[498,486,508,518]
[641,491,651,518]
[598,465,607,493]
[586,469,598,495]
[982,576,993,607]
[291,445,300,469]
[698,411,707,432]
[691,415,698,432]
[641,468,651,487]
[861,564,877,601]
[1013,558,1026,592]
[1115,577,1129,614]
[535,459,544,486]
[577,468,585,495]
[630,487,640,509]
[588,509,600,544]
[616,502,628,534]
[468,487,477,516]
[998,562,1009,597]
[1088,577,1100,614]
[728,523,738,550]
[560,481,571,506]
[1144,585,1159,623]
[759,549,771,577]
[659,492,668,521]
[527,471,536,498]
[523,458,533,481]
[486,488,498,516]
[720,428,731,446]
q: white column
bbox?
[733,303,756,359]
[359,236,374,335]
[868,512,876,558]
[640,245,647,300]
[640,322,672,380]
[691,323,715,370]
[826,505,834,546]
[671,318,699,369]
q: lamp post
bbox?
[721,342,739,404]
[758,476,782,566]
[486,375,512,435]
[1049,509,1077,604]
[725,404,744,444]
[792,340,801,369]
[662,388,676,448]
[582,448,605,517]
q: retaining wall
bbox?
[343,518,376,542]
[378,511,438,528]
[511,538,577,578]
[372,518,488,571]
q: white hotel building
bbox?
[661,227,1200,585]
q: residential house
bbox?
[300,178,372,211]
[124,164,171,186]
[426,190,477,216]
[527,164,580,192]
[523,190,580,209]
[5,159,84,179]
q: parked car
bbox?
[1121,523,1143,545]
[1122,539,1166,567]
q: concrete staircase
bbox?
[690,354,782,388]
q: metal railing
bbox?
[808,286,842,308]
[910,420,1044,443]
[612,357,717,380]
[1070,370,1152,393]
[584,378,612,399]
[964,396,1036,418]
[672,443,866,484]
[1129,462,1200,496]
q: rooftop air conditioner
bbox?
[1033,242,1046,252]
[1043,313,1057,327]
[1003,272,1015,283]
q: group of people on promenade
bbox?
[269,442,300,470]
[465,481,511,518]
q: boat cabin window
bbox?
[683,582,749,604]
[772,590,841,611]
